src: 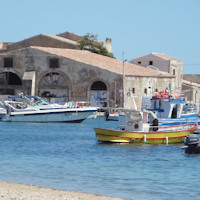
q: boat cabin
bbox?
[142,91,187,119]
[123,110,150,132]
[151,98,185,119]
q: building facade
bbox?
[182,75,200,111]
[0,46,174,109]
[0,31,112,54]
[131,53,183,95]
[0,31,176,109]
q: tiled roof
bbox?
[41,34,79,46]
[183,79,200,87]
[133,52,181,62]
[152,52,181,62]
[31,47,173,77]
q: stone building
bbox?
[0,31,177,109]
[0,46,174,109]
[182,75,200,109]
[0,42,10,52]
[0,31,112,54]
[131,52,183,95]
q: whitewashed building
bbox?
[132,52,183,95]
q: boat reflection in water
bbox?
[0,94,98,123]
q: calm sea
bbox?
[0,117,199,200]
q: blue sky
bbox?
[1,0,200,74]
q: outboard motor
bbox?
[183,134,200,154]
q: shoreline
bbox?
[0,181,131,200]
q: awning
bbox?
[22,71,36,80]
[22,71,36,96]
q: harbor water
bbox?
[0,117,199,200]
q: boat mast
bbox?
[122,52,126,109]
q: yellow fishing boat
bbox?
[95,110,198,144]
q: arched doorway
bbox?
[0,72,22,94]
[38,72,69,99]
[90,81,107,107]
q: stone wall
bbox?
[0,47,122,106]
[183,74,200,84]
[125,76,175,109]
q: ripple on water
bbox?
[0,119,199,200]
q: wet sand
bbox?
[0,181,131,200]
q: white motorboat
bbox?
[0,94,98,123]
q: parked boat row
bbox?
[0,91,199,151]
[96,90,200,146]
[104,90,200,125]
[0,94,98,123]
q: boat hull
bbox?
[159,117,200,126]
[2,109,96,123]
[94,124,198,144]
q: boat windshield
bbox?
[32,98,50,106]
[8,95,51,106]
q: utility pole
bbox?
[122,52,125,108]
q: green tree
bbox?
[78,33,115,58]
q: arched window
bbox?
[0,72,22,95]
[0,72,22,85]
[90,81,107,107]
[91,81,107,90]
[39,72,69,98]
[39,72,68,88]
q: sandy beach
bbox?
[0,181,130,200]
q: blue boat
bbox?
[144,91,200,126]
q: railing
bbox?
[151,123,197,132]
[118,122,197,132]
